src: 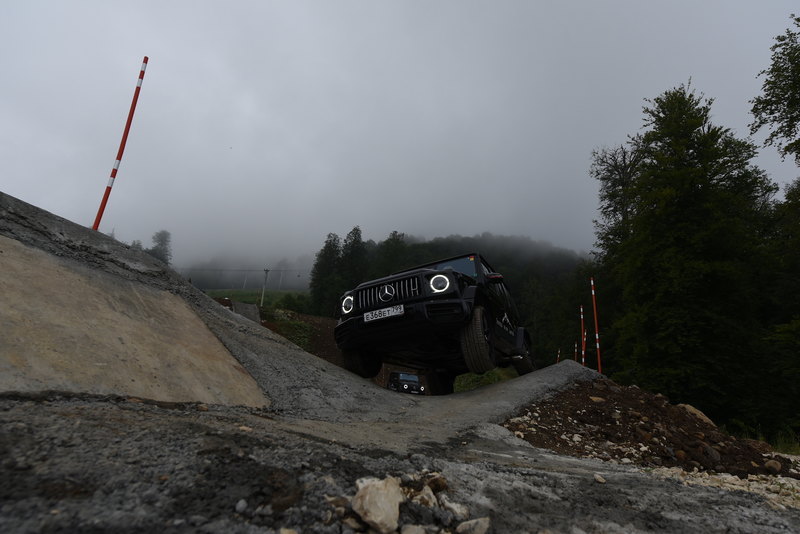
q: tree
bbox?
[590,139,644,258]
[758,178,800,437]
[340,226,368,287]
[750,14,800,165]
[597,84,778,423]
[309,233,343,316]
[145,230,172,264]
[371,231,408,278]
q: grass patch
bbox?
[721,421,800,455]
[773,431,800,455]
[205,289,313,351]
[205,289,311,314]
[261,308,313,351]
[454,367,519,393]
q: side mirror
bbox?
[486,272,504,283]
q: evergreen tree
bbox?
[758,178,800,437]
[145,230,172,264]
[309,233,343,316]
[598,84,777,423]
[340,226,368,287]
[371,231,408,278]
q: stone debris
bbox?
[343,472,477,533]
[650,467,800,510]
[503,378,799,482]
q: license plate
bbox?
[364,305,404,323]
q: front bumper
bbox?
[334,298,471,351]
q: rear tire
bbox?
[460,306,496,374]
[342,350,382,378]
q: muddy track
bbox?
[2,191,800,533]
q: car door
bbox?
[479,258,516,351]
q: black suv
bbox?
[334,253,534,389]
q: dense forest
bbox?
[309,16,800,442]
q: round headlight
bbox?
[430,274,450,293]
[341,295,354,314]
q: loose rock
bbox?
[456,517,491,534]
[352,476,405,534]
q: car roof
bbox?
[394,252,491,275]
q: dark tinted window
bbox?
[430,255,478,279]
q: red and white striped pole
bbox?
[582,330,587,366]
[557,348,561,363]
[591,277,603,374]
[580,305,586,366]
[92,56,149,231]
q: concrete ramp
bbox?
[0,218,268,407]
[0,191,598,425]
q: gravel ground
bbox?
[2,191,800,533]
[3,391,800,534]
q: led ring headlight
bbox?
[430,274,450,293]
[341,295,354,314]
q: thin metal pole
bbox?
[92,56,149,231]
[260,269,270,307]
[591,277,603,374]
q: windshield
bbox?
[397,373,419,383]
[429,255,478,279]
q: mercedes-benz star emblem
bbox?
[378,284,395,302]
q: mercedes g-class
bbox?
[333,253,534,390]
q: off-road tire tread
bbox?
[460,306,495,374]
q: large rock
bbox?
[677,403,716,427]
[352,476,405,534]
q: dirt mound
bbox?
[504,377,798,479]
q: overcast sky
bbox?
[2,1,797,267]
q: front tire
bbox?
[342,350,382,378]
[460,306,496,374]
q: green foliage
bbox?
[340,226,369,288]
[205,288,309,311]
[275,292,312,314]
[454,367,519,393]
[205,289,314,349]
[773,430,800,455]
[309,232,344,316]
[592,82,800,439]
[260,307,313,351]
[750,14,800,165]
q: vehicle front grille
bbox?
[357,276,421,310]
